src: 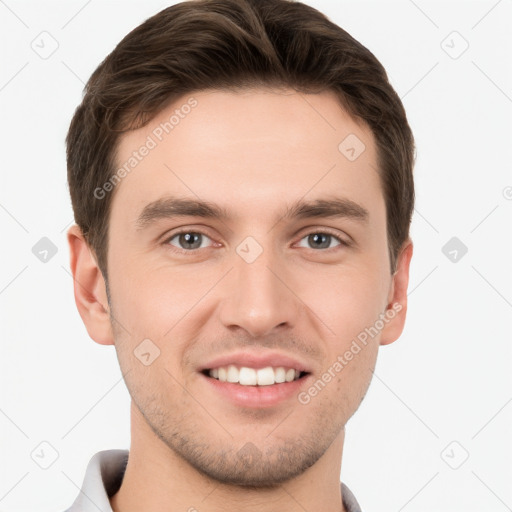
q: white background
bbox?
[0,1,511,511]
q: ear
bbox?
[379,239,413,346]
[67,224,114,345]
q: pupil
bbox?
[181,232,200,249]
[310,233,329,249]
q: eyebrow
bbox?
[135,195,369,231]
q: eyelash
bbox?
[162,228,351,254]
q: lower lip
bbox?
[200,372,311,408]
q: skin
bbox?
[68,87,413,512]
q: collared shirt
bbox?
[65,449,362,512]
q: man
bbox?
[65,0,414,510]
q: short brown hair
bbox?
[66,0,415,280]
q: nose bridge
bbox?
[219,236,298,337]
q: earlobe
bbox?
[67,224,114,346]
[379,239,413,346]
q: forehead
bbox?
[111,87,382,227]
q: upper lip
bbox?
[199,351,312,373]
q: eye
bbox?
[164,230,214,251]
[296,231,348,251]
[162,229,350,254]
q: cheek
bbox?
[297,344,378,428]
[112,251,388,348]
[299,262,388,342]
[108,261,220,378]
[298,265,385,407]
[110,260,196,335]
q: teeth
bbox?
[239,367,257,385]
[256,367,274,386]
[208,365,304,386]
[274,367,286,383]
[227,364,239,383]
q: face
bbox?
[74,87,411,487]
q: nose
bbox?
[218,242,300,338]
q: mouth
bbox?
[199,364,312,408]
[201,365,310,386]
[197,351,314,408]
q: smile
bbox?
[204,365,308,386]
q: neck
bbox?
[110,403,347,512]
